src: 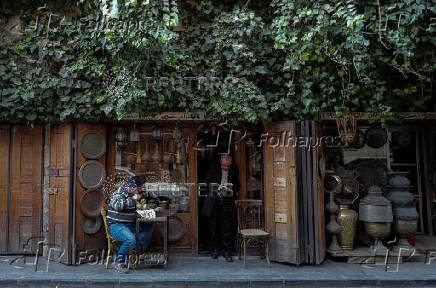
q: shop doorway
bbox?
[196,126,264,254]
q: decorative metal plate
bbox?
[365,126,387,148]
[346,159,387,196]
[157,215,186,242]
[349,129,365,149]
[79,160,106,189]
[82,216,102,235]
[80,188,105,218]
[79,130,106,159]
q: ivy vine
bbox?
[0,0,434,124]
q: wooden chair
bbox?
[101,204,136,269]
[235,200,270,268]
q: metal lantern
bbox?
[115,127,128,150]
[152,126,163,143]
[210,122,218,136]
[336,113,356,144]
[172,125,182,142]
[129,124,140,142]
[335,167,359,205]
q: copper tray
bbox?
[80,188,105,217]
[82,216,102,235]
[157,215,186,242]
[79,130,106,159]
[79,160,106,189]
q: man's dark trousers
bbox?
[210,197,235,252]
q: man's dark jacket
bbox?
[201,162,239,217]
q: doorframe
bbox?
[6,125,11,254]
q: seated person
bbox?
[107,176,161,273]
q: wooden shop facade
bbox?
[1,112,435,266]
[0,113,324,266]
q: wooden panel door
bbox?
[49,125,72,263]
[0,125,10,254]
[9,126,43,254]
[263,121,300,264]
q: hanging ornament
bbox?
[172,125,182,142]
[152,126,163,143]
[115,127,128,150]
[129,124,140,142]
[336,113,356,144]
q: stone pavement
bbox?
[1,254,436,287]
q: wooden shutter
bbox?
[263,120,326,265]
[263,121,300,264]
[296,121,325,264]
[315,122,326,263]
[9,126,43,254]
[49,125,73,263]
[0,125,10,254]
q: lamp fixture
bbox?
[152,126,163,143]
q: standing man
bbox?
[107,176,159,273]
[203,154,239,262]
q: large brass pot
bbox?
[364,222,391,250]
[337,204,358,251]
[394,219,417,248]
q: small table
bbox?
[136,216,168,269]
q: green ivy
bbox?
[0,0,434,124]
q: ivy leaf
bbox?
[223,50,233,60]
[21,91,34,101]
[255,65,268,74]
[26,112,37,121]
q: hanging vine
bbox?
[0,0,434,124]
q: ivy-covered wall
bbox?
[0,0,435,124]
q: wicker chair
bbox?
[101,204,136,269]
[235,200,270,268]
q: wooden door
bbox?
[0,125,10,254]
[263,121,300,264]
[8,126,43,254]
[49,125,73,263]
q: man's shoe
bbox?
[114,262,129,273]
[211,249,219,259]
[223,251,233,262]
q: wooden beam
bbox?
[319,112,436,121]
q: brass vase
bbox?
[142,136,151,162]
[337,204,358,251]
[151,141,161,163]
